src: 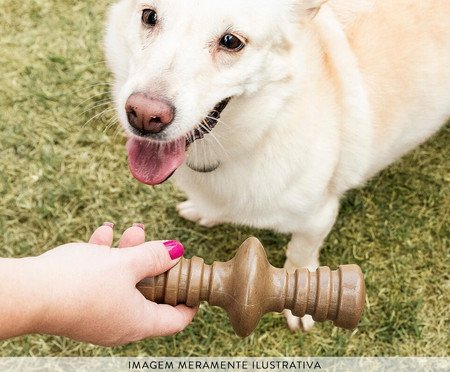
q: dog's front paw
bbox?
[284,310,315,332]
[176,200,220,227]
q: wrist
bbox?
[0,256,48,339]
[25,256,56,336]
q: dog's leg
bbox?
[284,197,339,332]
[176,200,222,227]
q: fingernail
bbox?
[103,222,115,229]
[133,223,145,230]
[164,240,184,260]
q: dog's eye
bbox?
[142,9,158,26]
[219,34,245,52]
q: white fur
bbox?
[105,0,450,330]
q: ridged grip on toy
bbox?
[137,237,365,337]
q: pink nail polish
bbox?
[133,223,145,230]
[103,222,115,229]
[164,240,184,260]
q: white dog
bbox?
[105,0,450,331]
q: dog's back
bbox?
[340,0,450,175]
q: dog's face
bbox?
[105,0,325,185]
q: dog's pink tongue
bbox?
[127,137,186,185]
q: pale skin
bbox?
[0,224,197,347]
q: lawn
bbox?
[0,0,448,357]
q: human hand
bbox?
[0,224,197,346]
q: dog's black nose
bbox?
[125,93,175,135]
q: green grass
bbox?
[0,0,449,357]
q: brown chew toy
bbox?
[137,237,365,337]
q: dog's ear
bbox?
[292,0,328,20]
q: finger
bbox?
[141,302,198,337]
[118,224,146,248]
[88,223,114,246]
[123,240,184,281]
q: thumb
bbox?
[123,240,185,281]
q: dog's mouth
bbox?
[127,98,231,185]
[186,97,231,145]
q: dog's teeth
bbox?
[189,97,231,145]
